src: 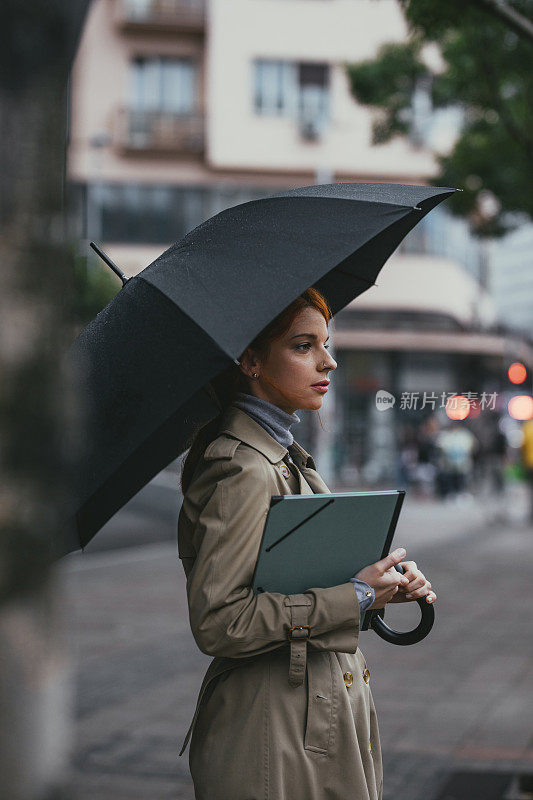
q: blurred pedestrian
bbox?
[486,415,507,496]
[434,423,478,501]
[520,418,533,522]
[397,425,419,489]
[415,416,439,498]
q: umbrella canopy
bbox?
[62,182,457,553]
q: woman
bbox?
[177,288,436,800]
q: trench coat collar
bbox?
[218,404,314,470]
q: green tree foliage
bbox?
[345,0,533,236]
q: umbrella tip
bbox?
[89,241,130,287]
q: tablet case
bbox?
[251,489,405,600]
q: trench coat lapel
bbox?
[218,405,288,462]
[219,405,322,496]
[287,441,329,495]
[295,465,315,495]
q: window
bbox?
[253,59,298,115]
[99,183,204,243]
[253,59,330,131]
[298,62,329,126]
[130,57,196,114]
[125,0,152,19]
[87,183,288,244]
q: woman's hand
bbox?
[354,548,411,609]
[388,560,436,605]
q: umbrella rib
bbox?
[136,275,236,363]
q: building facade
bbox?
[489,222,533,338]
[68,0,437,269]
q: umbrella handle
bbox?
[365,564,435,646]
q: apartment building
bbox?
[68,0,438,269]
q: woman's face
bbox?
[241,307,338,414]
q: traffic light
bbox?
[507,362,527,385]
[506,362,532,420]
[508,395,533,421]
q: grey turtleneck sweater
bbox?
[233,391,300,448]
[231,391,375,613]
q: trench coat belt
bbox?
[284,594,313,687]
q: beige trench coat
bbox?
[178,405,383,800]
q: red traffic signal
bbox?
[508,362,527,385]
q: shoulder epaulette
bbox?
[203,434,240,461]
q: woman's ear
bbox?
[239,347,261,379]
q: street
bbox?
[57,473,533,800]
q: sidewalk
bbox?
[59,489,533,800]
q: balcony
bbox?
[115,0,206,34]
[114,108,205,155]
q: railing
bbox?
[115,108,205,154]
[116,0,206,31]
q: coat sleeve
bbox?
[183,449,361,659]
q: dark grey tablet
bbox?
[251,489,405,596]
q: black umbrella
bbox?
[62,182,457,554]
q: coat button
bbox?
[343,671,353,687]
[363,668,370,684]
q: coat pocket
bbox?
[303,651,337,754]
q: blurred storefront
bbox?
[323,255,533,487]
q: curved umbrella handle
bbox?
[370,564,435,646]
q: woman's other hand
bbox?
[388,560,436,605]
[354,548,410,609]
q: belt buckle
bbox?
[288,624,311,641]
